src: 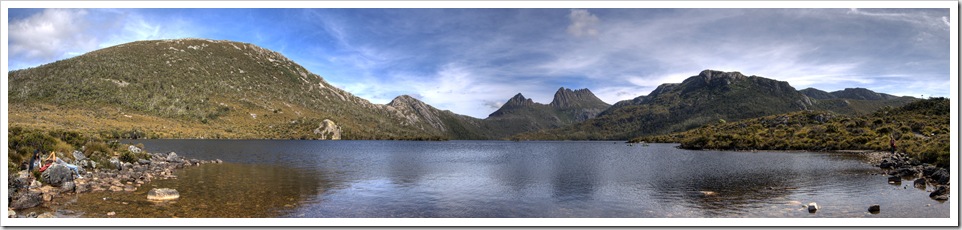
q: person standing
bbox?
[889,135,897,154]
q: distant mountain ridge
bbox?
[801,87,901,100]
[513,70,918,140]
[8,39,918,141]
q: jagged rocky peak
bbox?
[504,93,536,108]
[550,87,608,108]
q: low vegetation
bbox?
[7,126,151,174]
[632,98,950,167]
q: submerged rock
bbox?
[147,188,180,201]
[10,191,42,209]
[887,176,901,184]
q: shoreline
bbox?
[7,150,221,218]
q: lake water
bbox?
[62,140,948,218]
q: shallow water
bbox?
[59,140,948,218]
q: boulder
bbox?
[128,145,143,153]
[807,202,819,213]
[72,150,87,163]
[60,182,76,193]
[913,178,926,189]
[40,164,75,187]
[930,169,950,185]
[147,188,180,201]
[109,157,123,170]
[930,185,949,200]
[868,204,880,213]
[896,167,918,177]
[9,191,42,209]
[879,160,894,169]
[922,166,939,177]
[166,152,179,162]
[137,159,151,165]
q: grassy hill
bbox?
[8,39,444,140]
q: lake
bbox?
[60,140,948,218]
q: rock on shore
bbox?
[147,188,180,201]
[7,151,222,217]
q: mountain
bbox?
[549,87,611,122]
[513,70,917,140]
[800,87,918,115]
[385,95,489,139]
[484,88,610,137]
[8,38,442,140]
[802,87,901,101]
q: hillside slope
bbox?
[8,39,439,140]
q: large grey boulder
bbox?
[9,191,42,209]
[40,164,74,187]
[147,188,180,201]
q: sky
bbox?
[7,8,952,118]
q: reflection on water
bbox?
[95,140,949,218]
[63,163,334,218]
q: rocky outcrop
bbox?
[387,95,447,132]
[40,164,74,187]
[147,188,180,201]
[313,119,342,140]
[549,88,610,122]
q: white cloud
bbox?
[9,9,98,63]
[9,9,198,70]
[566,9,600,38]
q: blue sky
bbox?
[7,8,951,118]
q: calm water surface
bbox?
[64,140,948,218]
